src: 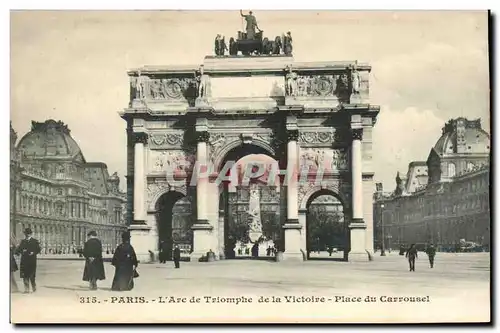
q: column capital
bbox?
[195,131,210,143]
[351,128,363,141]
[131,132,149,144]
[286,130,299,142]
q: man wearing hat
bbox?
[111,231,139,291]
[15,228,41,293]
[82,230,105,290]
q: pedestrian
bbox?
[10,237,19,293]
[82,231,105,290]
[399,244,406,256]
[159,241,169,264]
[426,243,437,268]
[111,231,138,291]
[405,243,418,272]
[15,228,41,293]
[173,244,181,269]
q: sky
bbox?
[10,10,490,192]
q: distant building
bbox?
[10,120,127,254]
[373,117,490,251]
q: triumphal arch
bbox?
[121,49,379,263]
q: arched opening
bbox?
[156,191,194,262]
[306,190,347,261]
[218,144,282,260]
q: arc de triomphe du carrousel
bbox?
[120,22,379,263]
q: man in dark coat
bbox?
[173,244,181,269]
[405,243,418,272]
[111,231,138,291]
[159,240,168,264]
[426,243,437,268]
[15,228,41,293]
[82,230,105,290]
[10,240,19,293]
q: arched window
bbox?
[448,163,456,178]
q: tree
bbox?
[308,205,345,251]
[228,212,251,244]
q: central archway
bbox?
[306,189,347,261]
[216,143,282,259]
[156,191,193,262]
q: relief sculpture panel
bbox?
[148,150,195,174]
[131,76,197,103]
[299,148,349,172]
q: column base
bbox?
[128,224,154,263]
[348,251,371,262]
[191,222,214,262]
[281,251,305,261]
[282,223,304,261]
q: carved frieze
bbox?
[149,150,195,174]
[149,133,184,149]
[132,77,196,102]
[299,148,349,171]
[299,130,336,145]
[295,75,337,97]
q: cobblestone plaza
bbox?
[11,253,490,323]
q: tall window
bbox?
[448,163,456,178]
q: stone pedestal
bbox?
[348,219,368,262]
[350,93,363,105]
[195,97,210,108]
[190,222,213,261]
[282,222,303,261]
[129,224,153,263]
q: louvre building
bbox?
[10,120,127,254]
[373,117,490,251]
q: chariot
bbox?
[228,31,283,56]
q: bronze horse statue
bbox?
[260,36,282,55]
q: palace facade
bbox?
[10,120,127,254]
[373,117,490,251]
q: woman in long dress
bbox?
[111,232,138,291]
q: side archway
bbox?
[155,190,194,262]
[303,188,348,260]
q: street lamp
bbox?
[380,203,386,256]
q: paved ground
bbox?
[10,252,490,324]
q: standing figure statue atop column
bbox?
[285,65,298,97]
[350,64,360,94]
[196,65,210,100]
[240,10,261,40]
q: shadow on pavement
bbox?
[307,257,346,262]
[43,285,113,292]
